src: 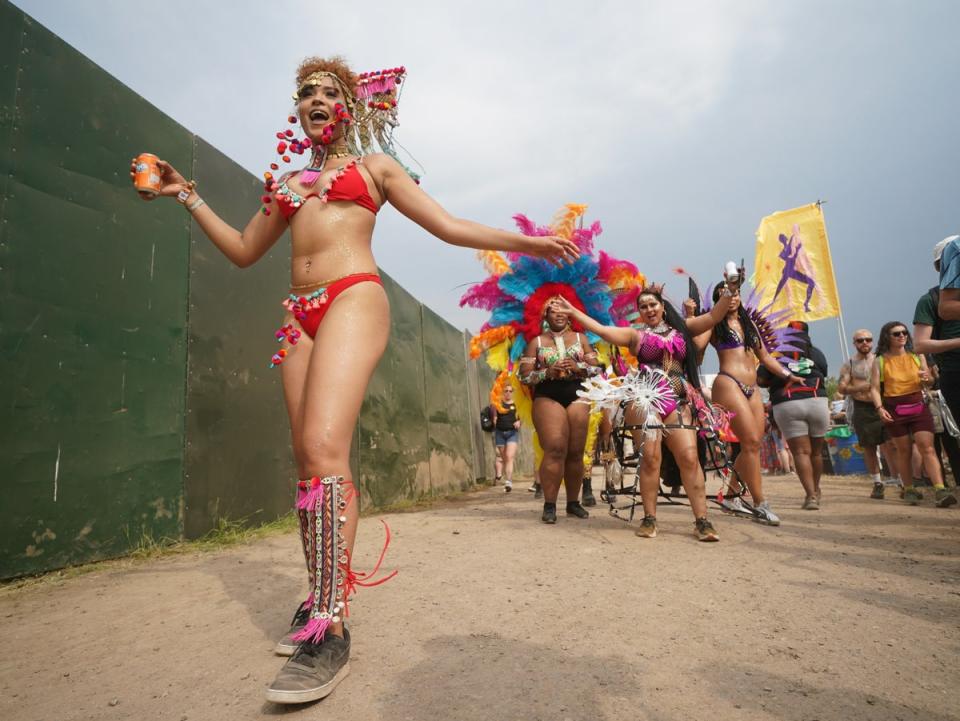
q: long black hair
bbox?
[877,321,914,355]
[637,287,701,389]
[711,282,761,351]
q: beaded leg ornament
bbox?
[293,475,396,644]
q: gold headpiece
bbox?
[294,71,356,115]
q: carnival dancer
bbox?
[554,285,732,542]
[870,322,956,507]
[461,204,646,524]
[519,299,602,522]
[692,281,803,525]
[131,57,578,705]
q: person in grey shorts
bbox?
[758,321,830,510]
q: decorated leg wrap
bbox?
[293,475,396,645]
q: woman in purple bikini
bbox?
[696,282,802,526]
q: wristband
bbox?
[186,196,206,213]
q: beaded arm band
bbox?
[519,356,546,385]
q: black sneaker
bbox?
[581,478,597,507]
[533,484,543,499]
[274,602,312,656]
[266,629,351,704]
[541,502,557,524]
[566,501,589,519]
[870,482,885,500]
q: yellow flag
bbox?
[753,202,840,322]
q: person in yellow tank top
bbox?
[870,322,956,507]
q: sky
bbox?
[12,0,960,374]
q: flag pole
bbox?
[817,199,851,364]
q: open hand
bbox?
[129,157,190,200]
[551,296,577,317]
[784,374,804,388]
[526,235,580,267]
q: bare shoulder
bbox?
[361,152,400,177]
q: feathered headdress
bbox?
[676,268,804,357]
[461,203,645,417]
[462,204,645,364]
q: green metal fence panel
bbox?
[0,0,497,577]
[0,3,191,578]
[421,306,474,492]
[356,273,429,508]
[181,137,296,538]
[0,1,23,212]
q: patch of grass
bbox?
[1,512,301,594]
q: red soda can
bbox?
[134,153,161,198]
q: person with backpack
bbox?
[492,383,521,492]
[757,321,830,510]
[870,321,956,507]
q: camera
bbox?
[723,261,740,285]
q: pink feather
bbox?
[460,277,509,310]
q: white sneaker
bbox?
[720,496,753,517]
[504,480,512,493]
[752,500,781,526]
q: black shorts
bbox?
[534,379,583,408]
[852,400,886,447]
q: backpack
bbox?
[480,405,495,432]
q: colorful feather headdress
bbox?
[461,203,645,415]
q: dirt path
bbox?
[2,472,958,721]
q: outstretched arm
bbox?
[130,158,285,268]
[684,290,732,336]
[366,154,579,265]
[551,297,636,348]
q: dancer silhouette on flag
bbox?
[772,224,817,312]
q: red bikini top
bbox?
[275,161,379,220]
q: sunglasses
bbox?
[854,337,873,343]
[890,330,909,338]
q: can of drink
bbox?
[133,153,162,198]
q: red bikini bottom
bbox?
[286,273,383,339]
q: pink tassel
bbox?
[300,168,322,186]
[296,478,324,510]
[291,615,332,644]
[357,77,397,98]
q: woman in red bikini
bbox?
[130,56,577,705]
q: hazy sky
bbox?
[13,0,960,373]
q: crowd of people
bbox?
[129,51,957,707]
[490,237,960,535]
